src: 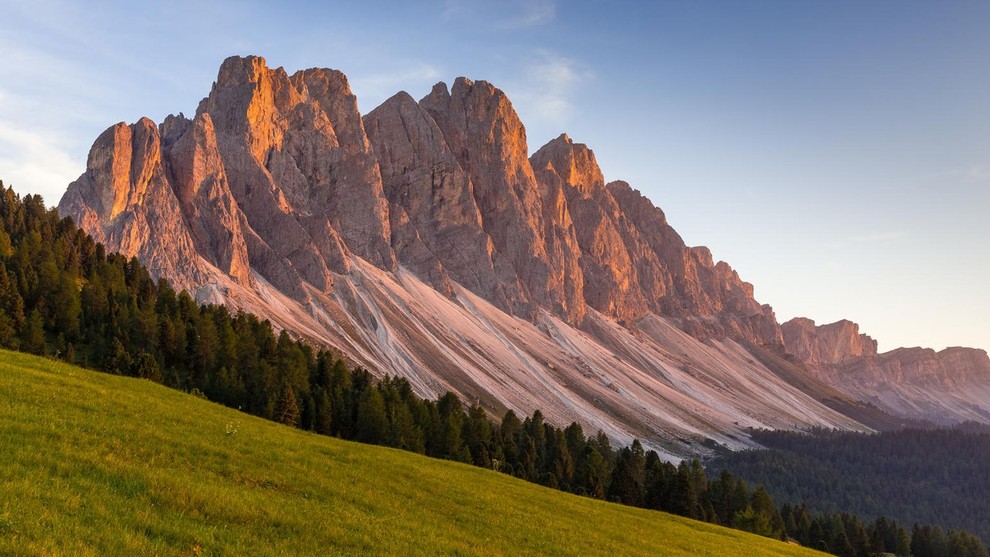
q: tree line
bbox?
[0,182,986,557]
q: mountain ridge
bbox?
[58,55,990,453]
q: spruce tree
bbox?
[133,351,162,382]
[277,383,301,428]
[20,308,45,355]
[354,386,387,444]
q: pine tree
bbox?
[276,383,301,428]
[20,308,45,355]
[133,351,162,382]
[895,526,912,557]
[436,392,468,462]
[463,404,493,466]
[313,388,333,436]
[499,410,522,470]
[354,386,387,444]
[607,450,642,506]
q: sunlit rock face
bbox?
[59,55,990,455]
[531,134,783,345]
[782,318,878,365]
[782,318,990,424]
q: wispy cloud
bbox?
[919,164,990,190]
[498,0,556,29]
[508,50,593,128]
[956,165,990,183]
[848,231,904,244]
[441,0,556,29]
[350,63,444,111]
[0,119,82,206]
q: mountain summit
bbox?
[59,56,989,454]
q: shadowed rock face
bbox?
[364,91,511,303]
[58,55,990,450]
[419,78,586,322]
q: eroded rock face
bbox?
[164,113,252,286]
[781,317,990,423]
[197,55,393,278]
[61,55,406,301]
[61,55,787,348]
[531,134,782,344]
[420,78,585,322]
[59,118,210,293]
[532,135,649,323]
[782,318,878,365]
[364,91,514,304]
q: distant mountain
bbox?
[782,318,990,424]
[58,55,989,454]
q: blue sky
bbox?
[0,0,987,353]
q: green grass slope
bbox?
[0,350,826,556]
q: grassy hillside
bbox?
[0,350,825,556]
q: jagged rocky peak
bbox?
[420,77,586,323]
[197,55,289,164]
[779,316,990,423]
[531,135,648,322]
[292,66,370,153]
[206,55,393,273]
[165,111,252,286]
[363,90,509,301]
[531,133,605,195]
[79,117,162,221]
[60,55,401,301]
[58,115,215,294]
[56,54,990,445]
[781,318,879,365]
[526,132,782,342]
[61,54,786,345]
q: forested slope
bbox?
[714,428,990,549]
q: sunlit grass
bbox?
[0,349,827,556]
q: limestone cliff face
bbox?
[531,134,782,344]
[420,78,586,323]
[532,135,649,323]
[58,118,211,293]
[782,317,990,423]
[61,55,405,300]
[163,112,252,286]
[363,91,514,303]
[782,318,878,365]
[196,55,393,281]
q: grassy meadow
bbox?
[0,349,827,556]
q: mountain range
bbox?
[58,55,990,457]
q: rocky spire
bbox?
[420,78,585,322]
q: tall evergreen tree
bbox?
[277,383,301,428]
[354,386,387,444]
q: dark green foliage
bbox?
[354,385,387,444]
[21,309,45,354]
[132,351,162,382]
[735,486,785,539]
[713,427,990,548]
